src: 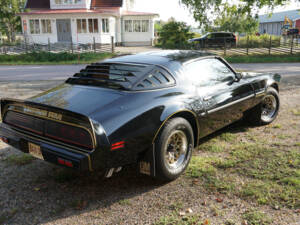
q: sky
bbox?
[131,0,300,27]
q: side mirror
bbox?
[235,72,243,82]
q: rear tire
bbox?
[245,87,280,125]
[155,118,194,181]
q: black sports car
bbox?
[0,51,281,181]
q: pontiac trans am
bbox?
[0,51,281,181]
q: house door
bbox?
[56,19,72,42]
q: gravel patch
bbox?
[0,81,299,225]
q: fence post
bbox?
[268,35,272,55]
[93,37,96,53]
[71,38,74,54]
[48,38,51,53]
[224,37,226,56]
[290,36,294,55]
[111,36,115,53]
[25,38,28,54]
[246,35,249,55]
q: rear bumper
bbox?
[0,123,91,171]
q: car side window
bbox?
[185,58,236,87]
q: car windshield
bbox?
[66,63,151,90]
[201,33,209,38]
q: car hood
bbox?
[30,83,126,117]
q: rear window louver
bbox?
[134,69,175,90]
[67,63,175,90]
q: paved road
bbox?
[0,63,299,82]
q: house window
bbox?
[125,20,133,32]
[55,0,82,4]
[41,19,51,34]
[29,19,40,34]
[142,20,149,32]
[88,19,99,33]
[133,20,141,32]
[77,19,87,33]
[102,18,109,33]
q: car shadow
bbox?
[0,120,255,224]
[0,143,168,224]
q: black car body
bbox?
[287,28,299,36]
[0,51,281,180]
[189,32,236,48]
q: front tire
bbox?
[155,117,194,181]
[245,87,280,125]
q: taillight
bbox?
[4,111,43,135]
[3,110,93,150]
[111,141,125,151]
[45,120,93,149]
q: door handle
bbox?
[203,96,213,101]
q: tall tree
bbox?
[0,0,25,42]
[213,4,259,34]
[180,0,288,27]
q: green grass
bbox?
[0,52,114,65]
[186,139,300,209]
[5,154,35,165]
[118,199,131,206]
[242,210,272,225]
[291,109,300,116]
[225,54,300,63]
[155,213,209,225]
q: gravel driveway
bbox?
[0,69,300,224]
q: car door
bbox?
[184,58,255,138]
[206,33,214,47]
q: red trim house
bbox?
[19,0,158,46]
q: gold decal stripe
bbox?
[6,103,96,149]
[152,110,200,147]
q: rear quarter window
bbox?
[133,68,175,91]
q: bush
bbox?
[237,34,281,48]
[157,21,193,49]
[0,52,113,64]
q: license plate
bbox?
[28,142,43,160]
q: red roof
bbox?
[19,8,119,15]
[91,0,123,8]
[122,11,159,16]
[25,0,122,9]
[26,0,50,9]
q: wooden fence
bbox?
[0,36,115,55]
[193,36,300,56]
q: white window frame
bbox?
[125,20,149,33]
[55,0,82,4]
[124,20,133,32]
[88,18,99,33]
[29,19,40,34]
[41,19,52,34]
[77,18,87,33]
[102,18,109,33]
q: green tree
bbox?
[180,0,288,27]
[0,0,25,43]
[158,20,193,49]
[213,4,259,34]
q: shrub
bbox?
[157,21,193,49]
[237,34,281,48]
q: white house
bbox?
[19,0,158,46]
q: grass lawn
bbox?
[225,54,300,63]
[1,51,300,65]
[0,52,114,65]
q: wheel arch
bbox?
[270,83,279,93]
[152,110,199,148]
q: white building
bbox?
[19,0,158,46]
